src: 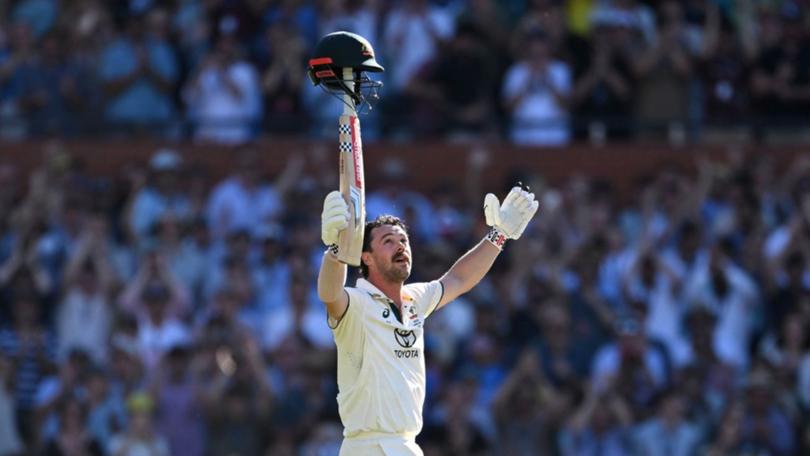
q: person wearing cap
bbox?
[109,391,170,456]
[128,148,192,241]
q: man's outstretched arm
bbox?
[318,191,350,322]
[438,186,539,310]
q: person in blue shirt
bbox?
[98,12,178,136]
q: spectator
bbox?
[703,400,745,455]
[109,391,170,456]
[203,336,272,455]
[0,23,36,139]
[118,251,190,321]
[571,16,635,139]
[0,353,24,455]
[127,149,192,242]
[633,0,695,138]
[491,350,568,454]
[257,22,307,134]
[621,245,687,364]
[259,277,332,351]
[205,147,301,240]
[502,31,572,146]
[381,0,455,93]
[738,368,796,455]
[532,299,591,387]
[34,350,90,443]
[405,21,499,139]
[206,383,267,456]
[425,381,490,455]
[683,242,759,369]
[171,0,210,71]
[559,386,633,456]
[10,0,58,38]
[56,226,115,364]
[132,282,191,371]
[252,222,290,314]
[98,12,179,136]
[41,397,104,456]
[0,218,54,297]
[750,8,810,130]
[678,308,735,418]
[14,30,91,136]
[183,33,261,144]
[149,346,205,456]
[631,389,703,456]
[698,8,751,127]
[590,319,670,415]
[0,291,55,445]
[85,367,127,452]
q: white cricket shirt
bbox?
[329,278,443,438]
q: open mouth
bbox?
[393,255,410,265]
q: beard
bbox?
[380,257,411,283]
[382,263,410,283]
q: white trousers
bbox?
[339,434,423,456]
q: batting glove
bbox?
[321,191,349,253]
[483,186,539,249]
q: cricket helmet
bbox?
[308,31,384,110]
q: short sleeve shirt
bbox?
[329,278,443,437]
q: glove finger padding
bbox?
[512,199,539,240]
[323,203,348,220]
[322,191,349,246]
[484,193,501,227]
[501,187,521,211]
[513,190,532,211]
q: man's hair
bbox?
[360,215,408,278]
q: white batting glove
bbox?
[321,191,349,253]
[483,186,539,249]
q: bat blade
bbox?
[337,114,365,266]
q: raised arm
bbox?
[438,186,539,309]
[317,191,350,322]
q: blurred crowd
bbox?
[1,140,810,455]
[1,0,810,144]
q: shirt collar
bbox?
[356,279,415,304]
[356,278,391,302]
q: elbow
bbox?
[317,284,341,304]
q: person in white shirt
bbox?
[502,31,572,146]
[317,186,538,455]
[183,34,262,144]
[381,0,455,92]
[206,147,302,240]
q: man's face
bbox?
[363,224,412,283]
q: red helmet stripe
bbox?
[309,57,333,67]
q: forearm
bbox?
[317,252,347,303]
[441,240,500,297]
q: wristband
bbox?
[485,227,508,250]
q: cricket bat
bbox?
[336,68,365,266]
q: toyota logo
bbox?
[394,329,417,348]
